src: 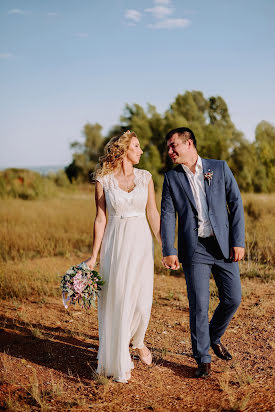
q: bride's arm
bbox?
[146,178,161,246]
[85,181,107,269]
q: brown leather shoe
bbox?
[211,342,232,360]
[194,362,211,378]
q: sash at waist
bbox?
[108,213,146,220]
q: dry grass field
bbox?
[0,187,274,411]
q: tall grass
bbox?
[0,191,94,261]
[0,189,274,302]
[242,193,275,264]
[0,189,273,264]
[0,256,70,300]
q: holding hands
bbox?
[162,255,180,270]
[162,247,245,270]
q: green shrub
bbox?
[0,168,58,200]
[48,170,71,188]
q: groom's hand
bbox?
[162,255,180,270]
[230,247,245,262]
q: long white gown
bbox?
[95,168,154,383]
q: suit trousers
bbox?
[182,236,242,364]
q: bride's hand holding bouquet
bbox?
[60,261,104,310]
[83,255,97,271]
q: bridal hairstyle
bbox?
[165,127,197,149]
[92,130,137,181]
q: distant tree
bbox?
[120,103,163,188]
[229,121,275,192]
[66,92,274,193]
[65,123,104,182]
[147,104,167,173]
[169,91,206,124]
[164,91,244,163]
[229,139,257,192]
[254,121,275,192]
[120,104,152,148]
[208,96,232,127]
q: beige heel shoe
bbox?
[137,346,152,365]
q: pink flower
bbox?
[73,274,86,294]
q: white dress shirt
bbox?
[181,156,214,238]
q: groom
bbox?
[161,127,245,378]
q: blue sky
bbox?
[0,0,274,168]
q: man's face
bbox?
[167,133,191,164]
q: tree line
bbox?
[65,90,275,192]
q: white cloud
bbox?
[145,6,173,19]
[74,33,88,38]
[47,12,58,17]
[125,9,142,23]
[0,53,14,59]
[8,9,29,15]
[154,0,171,4]
[147,18,191,29]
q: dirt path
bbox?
[0,273,274,411]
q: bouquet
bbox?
[60,262,104,310]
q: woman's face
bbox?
[126,136,143,165]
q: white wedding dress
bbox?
[96,168,154,382]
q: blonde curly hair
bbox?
[92,130,137,181]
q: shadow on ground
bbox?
[0,314,98,381]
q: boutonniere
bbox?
[204,169,213,186]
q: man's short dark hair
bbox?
[165,127,197,148]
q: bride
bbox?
[85,130,161,383]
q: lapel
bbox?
[201,158,213,208]
[176,165,198,214]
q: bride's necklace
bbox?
[124,173,135,193]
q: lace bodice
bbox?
[96,168,152,218]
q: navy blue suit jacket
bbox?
[161,159,245,263]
